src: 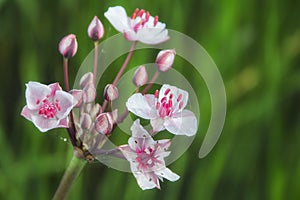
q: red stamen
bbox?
[137,9,145,17]
[36,100,40,104]
[169,93,173,99]
[154,90,159,98]
[179,101,183,110]
[164,88,171,95]
[145,11,150,22]
[154,16,159,26]
[160,97,167,103]
[131,8,139,19]
[177,94,182,102]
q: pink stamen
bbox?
[164,88,170,95]
[169,93,173,99]
[168,99,173,108]
[154,16,159,26]
[131,8,139,19]
[178,101,183,110]
[154,90,159,98]
[137,9,145,17]
[177,94,182,102]
[36,99,40,104]
[145,12,150,22]
[160,97,167,103]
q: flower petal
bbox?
[150,117,165,132]
[164,109,198,136]
[133,171,157,190]
[126,93,157,119]
[156,167,180,182]
[20,106,33,121]
[129,119,154,150]
[25,82,51,110]
[55,90,77,119]
[104,6,131,33]
[30,115,60,132]
[137,28,169,45]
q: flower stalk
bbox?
[53,154,86,200]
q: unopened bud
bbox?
[58,34,78,58]
[155,49,176,72]
[104,84,118,101]
[133,66,148,87]
[83,83,96,103]
[94,113,113,135]
[69,89,83,107]
[80,72,94,89]
[88,16,104,41]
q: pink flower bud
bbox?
[104,84,118,101]
[132,66,148,87]
[94,113,113,135]
[155,49,176,72]
[88,16,105,41]
[58,34,78,58]
[80,72,94,89]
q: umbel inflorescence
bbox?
[21,5,198,190]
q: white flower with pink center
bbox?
[119,119,179,190]
[21,82,77,132]
[104,6,169,45]
[126,84,198,136]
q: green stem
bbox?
[53,155,86,200]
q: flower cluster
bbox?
[20,6,198,190]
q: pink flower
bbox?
[21,82,77,132]
[104,6,169,45]
[126,84,198,136]
[119,119,179,190]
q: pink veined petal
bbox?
[164,109,198,136]
[126,93,158,119]
[150,118,165,133]
[25,82,51,110]
[30,115,60,132]
[20,106,33,121]
[155,167,180,182]
[104,6,131,33]
[48,82,62,96]
[55,90,77,119]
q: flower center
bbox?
[38,98,61,119]
[136,146,157,170]
[154,88,184,118]
[131,8,159,32]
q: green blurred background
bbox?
[1,0,300,199]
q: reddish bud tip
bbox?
[155,49,176,72]
[132,66,148,87]
[88,16,104,41]
[104,84,119,101]
[58,34,78,58]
